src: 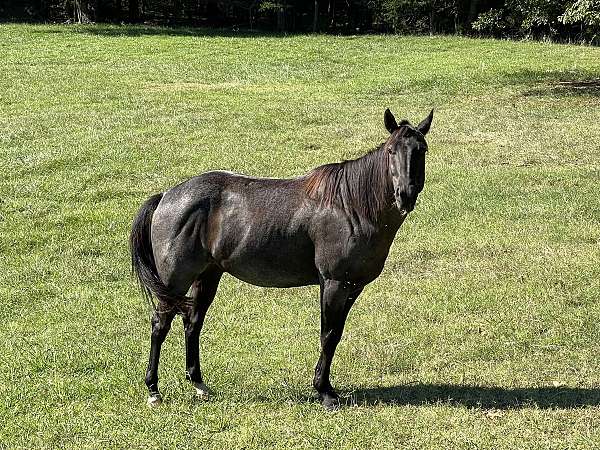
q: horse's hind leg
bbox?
[145,304,176,407]
[181,265,223,400]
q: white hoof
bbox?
[193,382,211,400]
[147,393,162,408]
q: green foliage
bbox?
[379,0,421,32]
[561,0,600,25]
[373,0,460,33]
[258,1,280,12]
[472,8,508,33]
[510,0,569,33]
[1,24,600,448]
[2,0,598,42]
[473,0,600,40]
[471,0,598,40]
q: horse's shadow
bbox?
[343,383,600,409]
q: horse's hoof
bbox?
[321,394,340,411]
[147,393,162,408]
[193,381,211,400]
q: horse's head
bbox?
[383,108,433,214]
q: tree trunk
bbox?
[328,0,335,29]
[313,0,319,32]
[129,0,140,22]
[37,0,48,21]
[468,0,480,24]
[89,0,98,22]
[277,1,286,32]
[429,1,434,35]
[115,0,122,21]
[73,0,90,23]
[172,0,182,22]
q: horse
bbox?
[130,108,433,410]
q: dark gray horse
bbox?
[130,108,433,409]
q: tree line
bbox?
[2,0,598,43]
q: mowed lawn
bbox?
[1,23,599,448]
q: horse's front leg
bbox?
[313,279,363,410]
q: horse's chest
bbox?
[314,234,392,283]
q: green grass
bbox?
[1,23,600,448]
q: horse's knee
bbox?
[151,325,170,344]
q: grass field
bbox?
[1,23,600,448]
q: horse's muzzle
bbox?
[396,191,417,213]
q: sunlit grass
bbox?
[1,24,599,448]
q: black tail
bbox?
[129,193,188,310]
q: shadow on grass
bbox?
[504,69,600,97]
[523,80,600,97]
[31,23,287,39]
[346,383,600,409]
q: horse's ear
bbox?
[384,108,398,133]
[417,109,434,135]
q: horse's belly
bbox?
[227,266,319,288]
[222,256,319,287]
[214,238,319,288]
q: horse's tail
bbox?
[129,193,188,310]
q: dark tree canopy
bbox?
[1,0,598,43]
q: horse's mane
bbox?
[303,145,394,223]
